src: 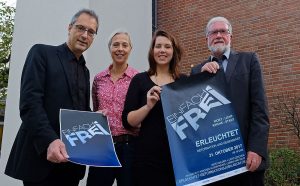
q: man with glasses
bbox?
[191,16,269,185]
[5,9,98,186]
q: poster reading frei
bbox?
[161,72,247,186]
[60,109,121,167]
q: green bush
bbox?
[265,148,300,186]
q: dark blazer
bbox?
[191,50,270,170]
[5,44,90,182]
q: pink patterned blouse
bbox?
[92,65,139,136]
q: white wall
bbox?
[0,0,152,185]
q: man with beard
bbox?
[191,16,270,186]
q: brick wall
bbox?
[156,0,300,151]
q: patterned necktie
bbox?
[212,57,223,71]
[212,55,226,72]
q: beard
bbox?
[208,43,230,56]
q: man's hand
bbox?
[47,139,69,163]
[246,151,262,172]
[201,61,220,73]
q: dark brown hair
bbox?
[147,30,182,79]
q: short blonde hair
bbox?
[107,29,132,51]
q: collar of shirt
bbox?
[98,64,137,79]
[210,48,230,61]
[63,43,86,65]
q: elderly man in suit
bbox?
[5,9,99,186]
[191,16,270,186]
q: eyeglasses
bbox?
[74,24,97,38]
[207,29,230,37]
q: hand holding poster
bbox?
[59,109,121,167]
[161,71,247,186]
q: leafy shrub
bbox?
[265,148,300,186]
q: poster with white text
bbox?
[60,109,121,167]
[161,72,247,186]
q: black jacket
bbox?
[191,50,270,170]
[5,43,90,182]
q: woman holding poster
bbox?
[122,30,185,186]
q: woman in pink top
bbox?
[87,30,138,186]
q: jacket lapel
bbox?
[226,50,238,82]
[56,45,75,107]
[84,66,90,110]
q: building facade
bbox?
[154,0,300,151]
